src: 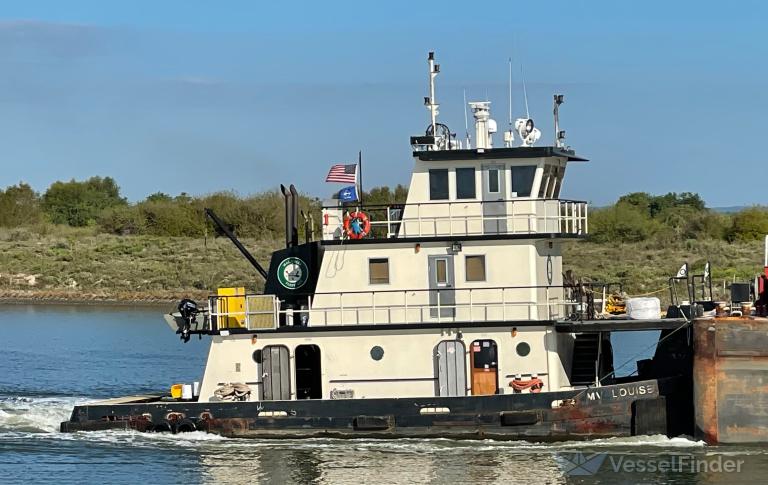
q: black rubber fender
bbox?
[176,418,198,433]
[149,420,175,433]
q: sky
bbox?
[0,0,765,206]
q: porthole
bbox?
[252,350,263,364]
[516,342,531,357]
[370,346,384,361]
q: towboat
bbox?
[61,53,768,443]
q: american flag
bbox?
[325,163,357,183]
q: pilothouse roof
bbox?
[413,146,588,162]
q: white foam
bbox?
[0,395,87,434]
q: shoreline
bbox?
[0,289,208,307]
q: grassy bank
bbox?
[0,227,278,304]
[562,238,762,303]
[0,226,763,305]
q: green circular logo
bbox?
[277,257,309,290]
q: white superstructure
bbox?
[184,52,593,405]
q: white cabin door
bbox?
[482,164,507,234]
[435,340,467,396]
[428,255,455,318]
[261,345,291,400]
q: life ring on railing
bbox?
[343,211,371,239]
[509,377,544,393]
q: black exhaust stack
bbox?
[289,184,300,246]
[280,184,292,248]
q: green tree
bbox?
[363,184,409,205]
[42,176,127,226]
[0,182,42,227]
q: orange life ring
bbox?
[343,211,371,239]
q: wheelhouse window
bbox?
[429,169,449,200]
[465,255,486,282]
[455,167,476,199]
[538,165,556,198]
[510,165,536,197]
[487,168,500,193]
[369,258,390,284]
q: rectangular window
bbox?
[455,167,476,199]
[369,258,389,284]
[435,258,448,284]
[487,169,500,193]
[465,255,486,282]
[510,165,536,197]
[429,169,449,200]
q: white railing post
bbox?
[502,288,506,321]
[243,294,250,330]
[585,202,589,234]
[469,288,473,322]
[372,291,376,325]
[437,290,441,323]
[417,203,422,238]
[404,291,409,324]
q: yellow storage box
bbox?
[217,287,246,329]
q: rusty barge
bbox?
[61,53,768,444]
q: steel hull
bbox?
[61,378,686,441]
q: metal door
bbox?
[470,339,499,395]
[435,340,467,396]
[428,255,455,318]
[482,164,507,234]
[261,345,291,400]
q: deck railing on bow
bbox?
[321,198,587,240]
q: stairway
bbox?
[571,333,601,386]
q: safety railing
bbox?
[208,294,280,331]
[321,198,587,240]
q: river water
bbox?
[0,303,766,484]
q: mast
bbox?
[426,52,440,145]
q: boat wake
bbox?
[0,395,84,434]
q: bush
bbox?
[98,205,146,235]
[726,207,768,242]
[588,203,659,243]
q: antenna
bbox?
[463,88,471,149]
[521,65,530,119]
[508,58,513,127]
[503,58,515,148]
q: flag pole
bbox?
[358,150,364,206]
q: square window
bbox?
[429,169,449,200]
[465,255,486,282]
[455,167,476,199]
[369,258,389,284]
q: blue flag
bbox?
[338,185,358,202]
